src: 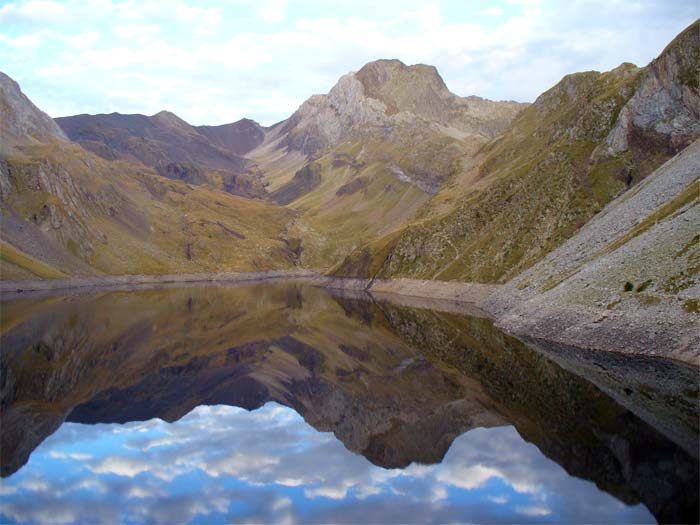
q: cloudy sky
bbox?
[0,0,697,126]
[0,403,653,524]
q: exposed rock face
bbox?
[355,59,524,136]
[196,118,266,155]
[333,64,645,282]
[270,162,322,205]
[604,20,700,157]
[277,59,527,158]
[154,160,267,199]
[0,72,67,150]
[244,60,526,270]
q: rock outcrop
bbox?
[274,58,526,158]
[482,139,700,365]
[245,60,526,269]
[0,72,67,151]
[602,20,699,158]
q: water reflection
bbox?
[0,283,697,524]
[1,404,654,524]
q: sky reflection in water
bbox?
[0,402,653,524]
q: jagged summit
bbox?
[0,71,68,151]
[355,58,452,118]
[266,58,528,157]
[333,20,700,289]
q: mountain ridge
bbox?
[55,110,268,198]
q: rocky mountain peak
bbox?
[355,58,451,117]
[0,71,68,151]
[277,59,528,157]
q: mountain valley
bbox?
[1,20,698,364]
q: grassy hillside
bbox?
[332,65,646,281]
[1,143,296,277]
[333,21,699,283]
[273,135,468,269]
[244,58,527,270]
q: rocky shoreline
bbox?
[1,271,697,367]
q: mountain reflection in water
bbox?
[0,283,697,524]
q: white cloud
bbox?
[436,464,502,490]
[0,0,69,24]
[430,484,448,502]
[0,0,695,125]
[271,496,292,511]
[8,33,42,48]
[516,505,552,516]
[0,483,18,495]
[90,456,151,478]
[19,478,50,492]
[195,451,280,479]
[127,486,154,499]
[480,7,504,16]
[259,0,287,23]
[69,452,93,460]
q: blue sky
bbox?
[0,0,697,125]
[0,403,654,524]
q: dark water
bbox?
[0,283,698,524]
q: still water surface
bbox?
[0,283,697,524]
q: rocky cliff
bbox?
[602,20,699,158]
[276,59,526,158]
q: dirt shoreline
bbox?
[0,270,321,294]
[1,271,696,367]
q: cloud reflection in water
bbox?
[0,403,654,524]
